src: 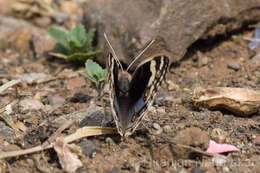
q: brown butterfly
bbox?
[105,33,169,137]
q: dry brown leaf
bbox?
[193,87,260,116]
[54,137,83,173]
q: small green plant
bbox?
[81,59,107,96]
[82,59,108,124]
[48,24,101,62]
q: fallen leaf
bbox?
[192,87,260,116]
[54,137,82,173]
[206,140,239,153]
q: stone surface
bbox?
[0,15,56,57]
[83,0,260,65]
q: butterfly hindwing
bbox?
[128,56,169,132]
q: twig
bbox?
[0,126,117,159]
[0,79,21,94]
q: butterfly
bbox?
[104,33,169,137]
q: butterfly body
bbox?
[105,34,169,137]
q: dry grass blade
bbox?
[64,126,117,143]
[0,126,117,159]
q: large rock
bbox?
[0,15,55,58]
[83,0,260,65]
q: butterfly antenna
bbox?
[126,39,155,72]
[104,33,123,71]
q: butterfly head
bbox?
[118,71,132,96]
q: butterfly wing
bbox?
[107,53,121,127]
[126,55,169,134]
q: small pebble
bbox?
[167,80,179,91]
[198,56,209,67]
[91,151,96,158]
[212,156,227,166]
[105,137,115,146]
[19,98,44,111]
[54,12,70,24]
[104,167,119,173]
[48,95,66,109]
[157,107,166,114]
[77,139,100,157]
[154,93,173,106]
[152,123,163,134]
[210,128,227,143]
[153,123,161,130]
[227,61,240,71]
[249,53,260,67]
[3,141,9,146]
[223,166,230,172]
[191,167,205,173]
[179,169,188,173]
[5,104,13,115]
[163,125,171,133]
[253,135,260,145]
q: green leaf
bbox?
[67,24,86,46]
[84,28,96,49]
[85,59,107,84]
[48,27,68,49]
[48,24,101,63]
[67,39,82,53]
